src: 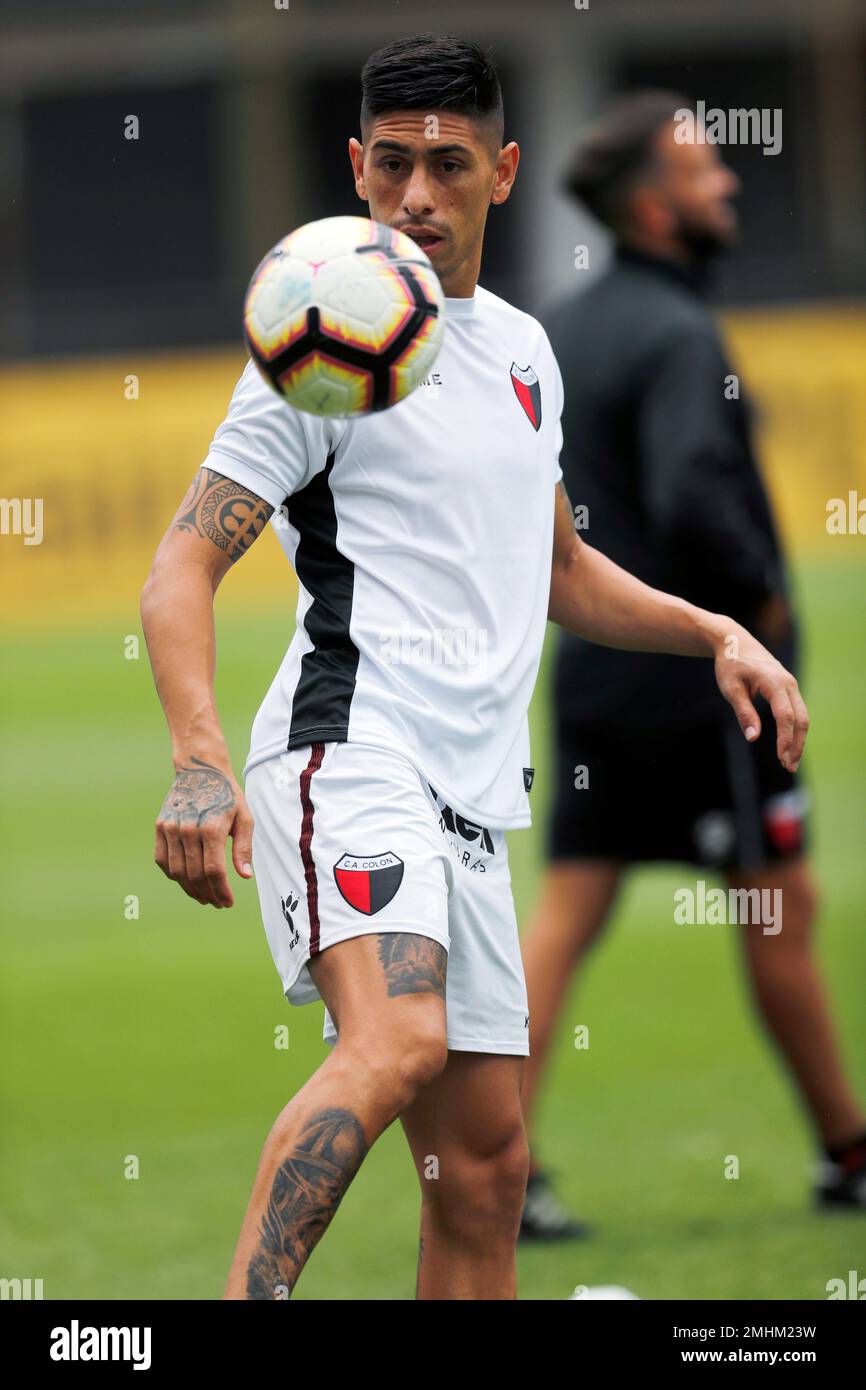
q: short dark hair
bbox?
[562,90,691,232]
[360,33,504,146]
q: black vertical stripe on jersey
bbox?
[285,452,359,746]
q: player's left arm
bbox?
[548,481,808,772]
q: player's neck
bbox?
[441,281,478,300]
[439,250,482,299]
[619,229,693,269]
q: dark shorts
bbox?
[547,714,809,872]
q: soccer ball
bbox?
[569,1285,640,1300]
[243,215,446,418]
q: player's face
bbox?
[654,125,740,252]
[349,111,518,296]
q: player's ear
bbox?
[632,186,672,238]
[490,141,519,206]
[348,137,368,201]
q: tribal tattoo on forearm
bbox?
[247,1108,368,1300]
[158,757,235,827]
[377,933,447,999]
[173,467,273,562]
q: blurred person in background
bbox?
[520,91,866,1240]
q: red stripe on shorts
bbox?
[299,742,326,955]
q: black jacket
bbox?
[547,244,796,730]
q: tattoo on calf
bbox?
[173,467,273,561]
[377,934,447,999]
[159,757,235,827]
[246,1108,368,1300]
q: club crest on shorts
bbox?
[333,851,404,915]
[510,362,541,431]
[762,789,808,855]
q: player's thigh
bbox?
[534,859,623,943]
[309,929,448,1069]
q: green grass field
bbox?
[2,557,864,1300]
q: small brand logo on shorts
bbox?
[280,892,301,948]
[523,767,535,792]
[334,852,404,916]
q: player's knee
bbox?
[392,1020,449,1096]
[791,871,820,933]
[347,1021,447,1111]
[487,1129,532,1219]
[428,1128,530,1240]
[770,867,820,947]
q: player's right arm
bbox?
[141,466,273,909]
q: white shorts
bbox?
[245,741,530,1055]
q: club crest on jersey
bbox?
[510,362,542,431]
[334,852,404,916]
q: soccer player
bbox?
[519,92,866,1241]
[141,42,808,1300]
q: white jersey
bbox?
[205,284,563,830]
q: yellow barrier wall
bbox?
[1,307,864,626]
[0,348,294,628]
[721,307,866,557]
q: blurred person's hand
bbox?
[713,627,808,773]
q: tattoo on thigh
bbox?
[246,1108,368,1300]
[377,934,447,999]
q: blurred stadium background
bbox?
[1,0,864,1299]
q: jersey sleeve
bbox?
[553,355,567,486]
[543,333,564,486]
[202,359,344,508]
